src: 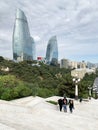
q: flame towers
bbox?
[13,9,35,61]
[13,9,58,64]
[30,37,36,60]
[46,36,58,65]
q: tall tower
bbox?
[30,37,36,60]
[13,9,33,61]
[46,36,58,65]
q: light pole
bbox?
[88,86,92,100]
[73,76,80,100]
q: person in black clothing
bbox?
[69,100,74,113]
[58,99,63,111]
[79,98,82,103]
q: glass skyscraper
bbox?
[13,9,35,61]
[46,36,58,65]
[30,37,36,60]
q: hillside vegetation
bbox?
[0,56,97,100]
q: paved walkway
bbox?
[0,96,97,130]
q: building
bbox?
[71,69,86,79]
[45,36,58,65]
[37,57,45,63]
[30,37,36,60]
[71,68,95,79]
[87,62,96,69]
[13,9,35,62]
[77,61,86,69]
[67,60,86,69]
[70,61,78,69]
[60,59,70,69]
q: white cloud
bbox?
[0,0,98,63]
[32,35,40,42]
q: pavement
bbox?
[0,96,98,130]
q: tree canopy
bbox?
[0,57,97,100]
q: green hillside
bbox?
[0,56,97,100]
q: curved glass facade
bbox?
[13,9,35,61]
[30,37,36,60]
[46,36,58,65]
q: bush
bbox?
[37,88,56,98]
[1,89,13,100]
[46,100,58,105]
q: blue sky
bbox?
[0,0,98,63]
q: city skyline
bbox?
[0,0,98,63]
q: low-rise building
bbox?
[60,59,70,69]
[71,68,95,79]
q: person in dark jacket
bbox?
[79,98,82,103]
[58,99,63,111]
[69,100,74,113]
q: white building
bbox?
[71,68,95,79]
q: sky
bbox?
[0,0,98,63]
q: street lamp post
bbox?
[73,76,80,100]
[88,86,92,100]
